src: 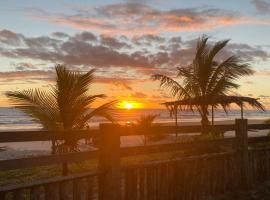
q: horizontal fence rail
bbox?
[1,136,269,172]
[0,130,100,143]
[0,123,269,143]
[120,138,236,157]
[0,123,269,172]
[0,150,98,171]
[0,171,100,200]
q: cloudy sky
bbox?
[0,0,270,108]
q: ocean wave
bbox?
[0,108,269,131]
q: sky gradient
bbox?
[0,0,270,109]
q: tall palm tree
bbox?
[6,64,116,152]
[152,35,254,128]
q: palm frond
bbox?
[6,89,60,130]
[207,39,230,62]
[137,114,159,127]
[75,100,118,129]
[152,74,190,99]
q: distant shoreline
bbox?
[158,118,267,126]
[0,118,269,161]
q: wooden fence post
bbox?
[98,123,121,200]
[0,192,5,200]
[235,118,250,189]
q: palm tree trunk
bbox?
[201,106,209,135]
[211,105,214,126]
[144,135,147,146]
[62,144,69,176]
[175,108,178,142]
[51,140,56,154]
[62,163,68,176]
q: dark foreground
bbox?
[214,181,270,200]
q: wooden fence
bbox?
[0,119,270,199]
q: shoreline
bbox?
[157,118,267,126]
[0,118,269,161]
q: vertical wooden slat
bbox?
[156,165,161,200]
[159,164,168,200]
[0,192,6,200]
[14,189,25,200]
[153,166,158,200]
[86,177,94,200]
[74,178,88,200]
[45,183,59,200]
[60,181,73,200]
[30,186,44,200]
[124,169,137,200]
[175,161,184,200]
[146,167,153,200]
[138,167,146,200]
[168,163,174,200]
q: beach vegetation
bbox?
[6,65,116,152]
[136,114,165,145]
[152,35,254,129]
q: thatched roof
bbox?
[162,95,265,111]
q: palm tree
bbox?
[136,114,158,145]
[152,35,254,130]
[6,65,116,152]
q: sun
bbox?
[118,101,142,110]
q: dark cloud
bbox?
[100,35,131,49]
[73,32,98,42]
[132,34,165,46]
[0,29,23,45]
[0,30,269,82]
[0,70,54,82]
[0,68,137,89]
[51,32,69,38]
[12,62,37,71]
[251,0,270,14]
[227,43,269,61]
[24,36,61,49]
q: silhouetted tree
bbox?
[152,35,254,130]
[136,114,159,145]
[6,65,116,152]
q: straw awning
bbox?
[162,95,265,124]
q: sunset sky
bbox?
[0,0,270,109]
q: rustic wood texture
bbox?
[121,152,241,200]
[0,130,99,143]
[0,150,98,171]
[0,123,268,143]
[2,149,270,200]
[98,124,121,200]
[235,119,249,189]
[45,182,60,200]
[2,122,270,199]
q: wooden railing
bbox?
[0,119,270,199]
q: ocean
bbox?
[0,107,269,131]
[0,107,269,159]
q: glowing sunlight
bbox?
[117,101,142,109]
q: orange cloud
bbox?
[25,3,270,36]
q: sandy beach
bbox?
[0,118,269,161]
